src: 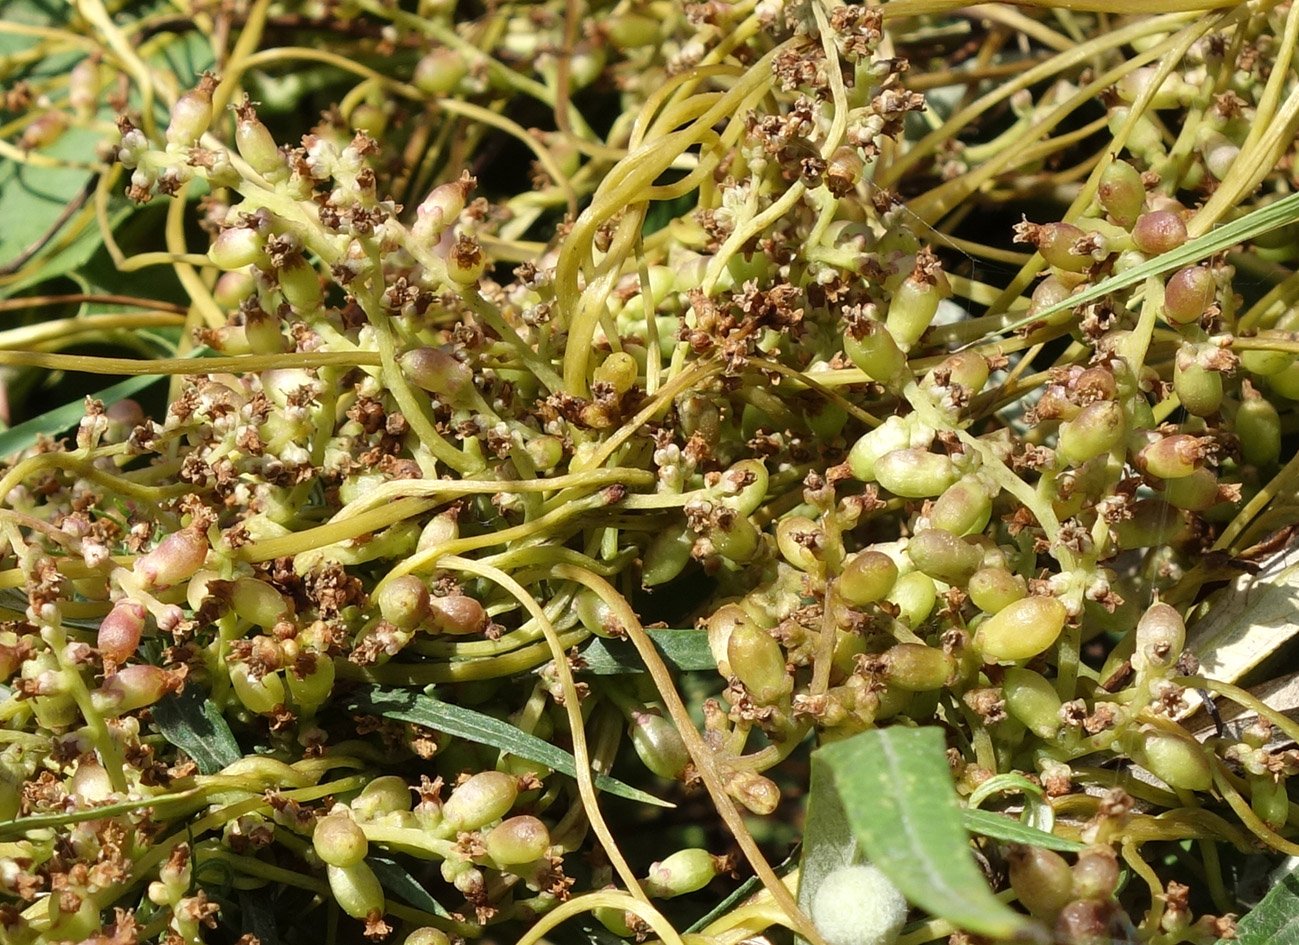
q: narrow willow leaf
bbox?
[961,809,1084,853]
[579,629,714,674]
[152,685,242,775]
[344,687,671,807]
[809,728,1040,941]
[369,854,452,917]
[0,372,164,459]
[1223,866,1299,945]
[993,188,1299,339]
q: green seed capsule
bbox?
[231,577,290,628]
[906,529,983,586]
[377,575,431,630]
[974,596,1067,662]
[1132,209,1188,255]
[1111,499,1183,550]
[727,619,791,705]
[314,811,369,867]
[711,514,763,564]
[230,664,285,715]
[279,257,324,312]
[1021,221,1092,273]
[644,848,719,899]
[1001,667,1063,739]
[1237,385,1282,466]
[484,815,551,865]
[887,258,949,348]
[642,519,695,587]
[1008,844,1074,919]
[930,475,993,536]
[888,571,937,627]
[1162,266,1215,325]
[1057,400,1125,466]
[353,776,413,820]
[285,654,335,711]
[1071,845,1120,900]
[1097,159,1145,228]
[715,459,770,516]
[839,550,899,605]
[967,567,1027,614]
[630,711,690,780]
[1250,775,1290,828]
[776,516,823,572]
[1136,434,1203,479]
[1132,603,1185,674]
[441,771,518,832]
[882,643,955,691]
[1173,353,1223,417]
[843,318,906,386]
[848,418,914,483]
[875,449,958,499]
[327,861,385,920]
[1162,466,1220,511]
[1131,725,1212,791]
[405,929,452,945]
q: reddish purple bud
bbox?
[98,600,147,665]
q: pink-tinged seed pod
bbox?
[483,815,551,865]
[412,172,476,243]
[18,112,68,151]
[413,47,469,96]
[233,99,284,176]
[133,526,208,589]
[399,347,475,405]
[1136,434,1204,480]
[97,600,147,665]
[1163,266,1215,325]
[1015,220,1091,273]
[1132,210,1188,255]
[428,594,488,635]
[1096,159,1145,228]
[441,771,518,831]
[166,75,217,148]
[91,664,171,714]
[209,226,267,271]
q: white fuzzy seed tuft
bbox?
[811,864,909,945]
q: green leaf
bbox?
[961,809,1085,853]
[579,629,714,674]
[343,687,671,807]
[805,727,1040,941]
[152,685,243,775]
[368,854,452,917]
[1226,867,1299,945]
